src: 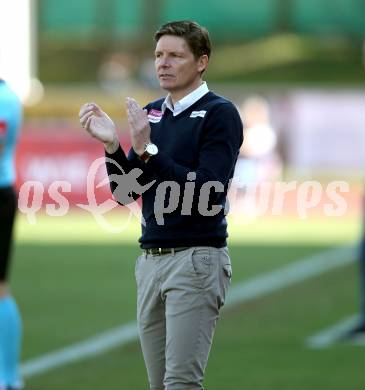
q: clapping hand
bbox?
[126,97,151,156]
[79,102,119,154]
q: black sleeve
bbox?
[105,145,153,205]
[104,103,158,205]
[145,102,243,194]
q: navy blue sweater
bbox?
[105,91,243,248]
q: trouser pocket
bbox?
[218,247,232,308]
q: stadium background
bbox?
[4,0,365,389]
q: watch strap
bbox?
[139,150,151,162]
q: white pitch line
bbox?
[21,322,138,378]
[21,244,357,378]
[307,315,365,348]
[225,244,356,308]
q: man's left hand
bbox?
[126,97,151,156]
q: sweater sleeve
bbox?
[145,102,243,192]
[104,144,153,205]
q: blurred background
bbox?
[1,0,365,389]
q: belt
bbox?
[144,247,190,256]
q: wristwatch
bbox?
[139,142,158,162]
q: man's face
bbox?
[154,35,207,95]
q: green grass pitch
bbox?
[9,211,364,389]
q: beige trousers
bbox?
[135,246,232,390]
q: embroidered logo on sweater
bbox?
[148,109,163,123]
[190,110,207,118]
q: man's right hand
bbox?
[79,102,119,154]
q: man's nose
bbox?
[158,57,171,68]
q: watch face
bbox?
[146,143,158,155]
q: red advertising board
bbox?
[15,127,131,207]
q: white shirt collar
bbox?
[161,82,209,116]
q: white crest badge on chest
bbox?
[190,110,207,118]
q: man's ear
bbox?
[197,54,209,73]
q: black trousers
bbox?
[0,186,17,281]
